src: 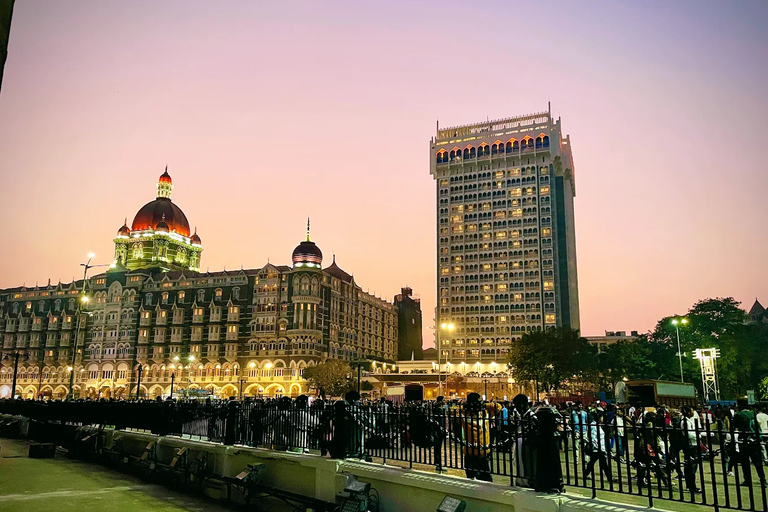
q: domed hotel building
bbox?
[0,169,400,400]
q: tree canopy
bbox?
[302,359,354,398]
[507,327,597,393]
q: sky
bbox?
[1,1,767,344]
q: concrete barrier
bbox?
[101,430,658,512]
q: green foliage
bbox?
[597,334,677,383]
[302,359,354,398]
[507,327,597,392]
[600,297,768,399]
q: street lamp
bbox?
[135,364,143,399]
[350,360,369,395]
[437,322,455,396]
[671,318,688,383]
[67,253,108,401]
[3,351,24,399]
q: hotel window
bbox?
[215,288,223,300]
[161,292,169,304]
[542,228,551,236]
[178,291,185,303]
[543,281,554,291]
[545,314,556,324]
[540,186,550,195]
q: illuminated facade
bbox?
[0,173,398,399]
[430,106,580,366]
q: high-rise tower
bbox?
[430,106,579,365]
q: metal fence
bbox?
[2,399,767,511]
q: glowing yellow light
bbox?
[67,366,73,372]
[173,356,179,362]
[249,362,256,368]
[671,319,678,325]
[81,296,89,303]
[88,252,95,259]
[169,364,175,369]
[265,362,273,370]
[188,355,195,361]
[681,318,688,325]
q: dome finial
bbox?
[306,217,311,242]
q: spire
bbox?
[306,217,311,241]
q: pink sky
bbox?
[1,1,767,344]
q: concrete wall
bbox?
[102,429,658,512]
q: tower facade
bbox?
[430,107,580,366]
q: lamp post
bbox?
[135,364,143,400]
[67,253,108,401]
[4,351,22,399]
[169,371,175,399]
[437,322,455,396]
[671,318,688,383]
[350,360,369,395]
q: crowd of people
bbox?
[2,391,767,494]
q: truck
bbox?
[625,379,698,408]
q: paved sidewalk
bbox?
[0,439,291,512]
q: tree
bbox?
[598,334,677,384]
[605,297,768,399]
[302,359,354,398]
[507,327,597,393]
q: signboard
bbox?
[386,386,405,396]
[656,382,696,398]
[747,390,755,405]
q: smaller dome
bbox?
[159,168,172,184]
[292,240,322,268]
[117,219,131,237]
[155,220,169,232]
[190,229,201,246]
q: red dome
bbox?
[117,223,131,237]
[131,198,191,237]
[190,229,202,245]
[159,169,172,184]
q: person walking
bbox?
[734,401,766,487]
[756,405,768,465]
[680,405,703,493]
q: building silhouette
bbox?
[394,287,422,360]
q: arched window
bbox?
[145,293,152,306]
[232,287,240,300]
[197,289,205,302]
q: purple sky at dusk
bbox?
[1,1,767,345]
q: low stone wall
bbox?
[101,430,659,512]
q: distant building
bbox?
[586,330,639,353]
[394,287,422,360]
[747,299,766,323]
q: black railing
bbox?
[1,399,767,511]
